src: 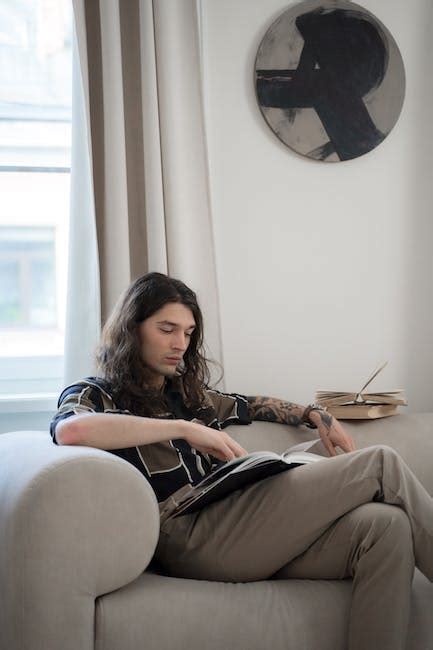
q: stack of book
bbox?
[315,362,407,420]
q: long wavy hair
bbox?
[96,272,216,416]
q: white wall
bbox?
[201,0,433,411]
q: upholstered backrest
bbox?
[226,413,433,495]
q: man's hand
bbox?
[308,410,356,456]
[181,419,248,462]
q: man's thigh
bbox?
[272,502,412,580]
[156,447,386,582]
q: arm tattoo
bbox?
[246,396,304,427]
[318,410,333,428]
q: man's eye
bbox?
[160,328,173,333]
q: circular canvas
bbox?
[254,0,406,162]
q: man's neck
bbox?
[153,377,167,392]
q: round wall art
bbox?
[254,0,406,162]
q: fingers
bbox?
[203,438,234,462]
[319,420,355,456]
[207,431,247,462]
[214,444,246,462]
[338,428,357,453]
[318,426,337,457]
[225,435,248,458]
[331,432,356,454]
[216,436,247,461]
[335,434,353,454]
[188,421,247,461]
[212,445,235,461]
[329,418,357,454]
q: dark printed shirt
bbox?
[50,376,251,505]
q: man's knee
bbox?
[358,444,400,459]
[354,444,403,476]
[328,503,414,580]
[351,502,412,549]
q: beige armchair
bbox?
[1,414,433,650]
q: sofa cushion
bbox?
[96,571,351,650]
[95,569,433,650]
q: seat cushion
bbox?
[95,569,433,650]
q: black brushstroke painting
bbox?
[255,1,405,162]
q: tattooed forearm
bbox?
[246,396,305,427]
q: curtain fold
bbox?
[80,0,148,322]
[152,0,224,377]
[63,18,100,385]
[68,0,224,386]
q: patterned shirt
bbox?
[50,376,251,507]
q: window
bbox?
[0,0,72,398]
[0,226,56,329]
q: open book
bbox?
[172,442,324,518]
[315,362,407,419]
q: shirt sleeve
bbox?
[203,388,252,429]
[49,379,130,444]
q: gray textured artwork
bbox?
[255,0,406,162]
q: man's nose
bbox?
[172,332,187,351]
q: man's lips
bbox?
[165,357,181,363]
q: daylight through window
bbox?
[0,0,72,392]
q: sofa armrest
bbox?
[0,431,160,650]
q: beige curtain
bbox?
[67,0,223,384]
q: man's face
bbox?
[137,302,196,388]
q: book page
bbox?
[281,450,325,464]
[193,450,280,488]
[357,361,388,395]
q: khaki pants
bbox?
[155,444,433,650]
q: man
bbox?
[51,272,433,650]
